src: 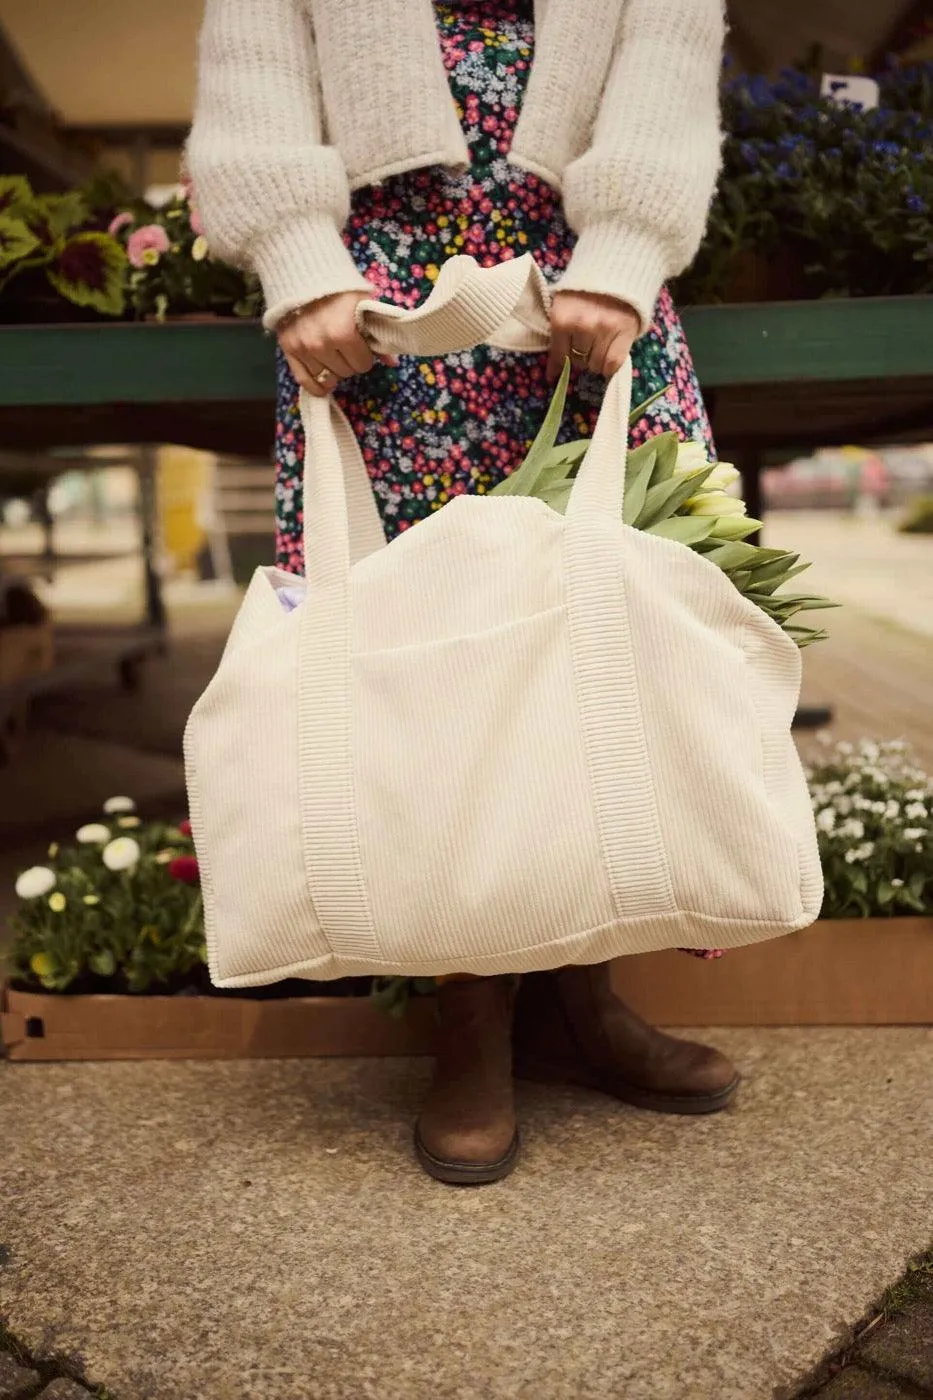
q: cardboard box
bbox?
[0,985,438,1062]
[3,919,931,1061]
[616,918,933,1026]
[0,621,53,687]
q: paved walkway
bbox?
[3,1031,933,1400]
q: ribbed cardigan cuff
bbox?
[256,216,373,329]
[556,222,672,337]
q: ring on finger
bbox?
[569,342,590,362]
[314,367,335,386]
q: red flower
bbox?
[178,818,192,838]
[168,856,200,885]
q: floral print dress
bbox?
[274,0,722,961]
[274,0,715,573]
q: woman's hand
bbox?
[547,291,641,382]
[278,290,379,397]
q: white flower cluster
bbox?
[14,798,141,904]
[807,738,930,859]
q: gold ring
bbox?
[315,368,333,385]
[569,343,589,360]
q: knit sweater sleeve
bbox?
[186,0,372,329]
[556,0,725,333]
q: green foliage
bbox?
[47,231,127,316]
[9,809,205,994]
[673,63,933,304]
[898,494,933,534]
[807,738,933,919]
[0,174,127,316]
[490,366,836,647]
[371,976,438,1018]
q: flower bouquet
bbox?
[9,798,206,995]
[807,737,932,919]
[491,362,836,648]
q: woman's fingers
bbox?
[285,353,332,399]
[548,290,641,380]
[602,329,634,379]
[277,289,377,393]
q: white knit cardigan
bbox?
[187,0,725,331]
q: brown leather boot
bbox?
[415,976,520,1184]
[512,964,739,1114]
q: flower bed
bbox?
[2,739,931,1057]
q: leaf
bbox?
[90,949,117,977]
[0,175,32,216]
[701,540,771,572]
[645,516,718,545]
[628,384,669,424]
[538,481,573,515]
[493,358,572,498]
[622,442,658,525]
[33,191,88,241]
[0,214,39,270]
[877,881,894,906]
[746,553,801,585]
[635,465,716,529]
[649,432,681,484]
[47,233,127,316]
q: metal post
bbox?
[137,446,167,631]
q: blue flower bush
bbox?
[674,62,933,303]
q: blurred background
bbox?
[0,0,932,935]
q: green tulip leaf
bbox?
[635,465,716,529]
[645,515,718,545]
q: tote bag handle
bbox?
[299,254,633,591]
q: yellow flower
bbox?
[48,842,59,858]
[141,247,160,267]
[155,850,173,865]
[118,816,141,829]
[48,892,67,913]
[425,264,439,282]
[192,234,209,262]
[437,215,449,228]
[30,952,54,978]
[83,894,101,906]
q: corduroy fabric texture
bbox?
[186,0,725,331]
[184,255,823,988]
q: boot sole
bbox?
[414,1128,520,1185]
[513,1056,740,1116]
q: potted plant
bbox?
[673,62,933,305]
[618,737,933,1025]
[107,181,262,322]
[0,174,128,322]
[0,798,436,1060]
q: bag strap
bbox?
[299,254,632,590]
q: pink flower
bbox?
[178,818,192,838]
[127,224,170,269]
[168,855,200,885]
[108,211,134,238]
[189,204,204,236]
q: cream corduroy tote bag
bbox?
[185,254,822,987]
